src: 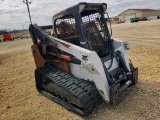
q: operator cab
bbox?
[53,3,112,58]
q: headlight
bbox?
[123,41,129,50]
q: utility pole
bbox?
[23,0,32,24]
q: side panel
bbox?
[51,36,110,102]
[31,44,46,68]
[113,39,131,71]
[103,39,131,72]
[104,58,119,72]
[69,63,94,81]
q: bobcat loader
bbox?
[29,2,138,115]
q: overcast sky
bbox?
[0,0,160,30]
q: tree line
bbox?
[0,29,28,35]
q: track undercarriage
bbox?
[35,64,101,115]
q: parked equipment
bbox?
[138,17,147,21]
[21,34,29,39]
[2,33,14,41]
[29,2,138,115]
[130,18,139,23]
[130,17,147,23]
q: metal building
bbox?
[118,9,159,23]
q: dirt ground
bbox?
[0,20,160,120]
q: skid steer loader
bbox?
[29,2,138,115]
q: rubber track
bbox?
[35,64,101,115]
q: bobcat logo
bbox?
[82,55,88,61]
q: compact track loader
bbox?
[29,3,138,115]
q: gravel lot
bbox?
[0,20,160,120]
